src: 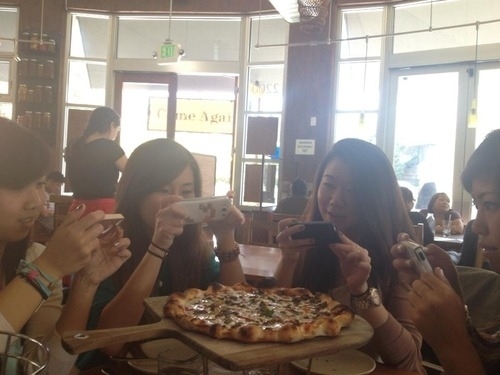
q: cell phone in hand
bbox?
[290,222,341,247]
[98,213,124,238]
[176,196,230,224]
[401,240,433,275]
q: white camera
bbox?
[176,197,230,224]
[401,240,433,275]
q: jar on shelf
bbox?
[43,86,53,104]
[24,111,33,128]
[27,89,34,103]
[18,84,28,102]
[48,39,56,53]
[37,63,45,78]
[33,112,42,129]
[21,32,30,52]
[44,60,54,79]
[19,59,28,77]
[42,112,52,129]
[30,33,39,51]
[28,59,38,77]
[34,85,43,103]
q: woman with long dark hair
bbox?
[65,106,127,215]
[76,138,246,369]
[274,138,424,373]
[0,117,130,373]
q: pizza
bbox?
[163,282,354,343]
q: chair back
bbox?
[239,211,301,246]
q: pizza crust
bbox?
[164,283,354,343]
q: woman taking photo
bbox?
[76,138,246,370]
[274,138,424,373]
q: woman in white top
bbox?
[0,117,131,374]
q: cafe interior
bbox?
[1,0,500,374]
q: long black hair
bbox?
[114,138,210,293]
[65,107,120,160]
[298,138,414,293]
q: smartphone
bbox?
[401,240,433,275]
[176,196,230,224]
[98,213,124,238]
[290,222,341,247]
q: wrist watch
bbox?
[350,287,381,311]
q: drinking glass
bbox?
[442,219,451,237]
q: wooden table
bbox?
[239,244,281,285]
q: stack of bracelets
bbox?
[16,260,58,300]
[214,242,241,263]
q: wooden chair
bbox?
[245,211,279,246]
[239,211,301,246]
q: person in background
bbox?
[45,171,65,196]
[65,107,127,216]
[0,117,131,374]
[274,138,424,373]
[37,171,66,233]
[274,177,309,215]
[75,138,246,370]
[420,192,464,235]
[400,187,434,245]
[392,129,500,375]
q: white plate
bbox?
[291,350,376,375]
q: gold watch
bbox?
[351,287,381,311]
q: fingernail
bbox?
[76,203,84,211]
[114,241,121,248]
[405,259,413,267]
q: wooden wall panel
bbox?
[281,22,335,185]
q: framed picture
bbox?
[147,96,168,131]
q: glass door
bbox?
[386,65,469,217]
[387,62,500,222]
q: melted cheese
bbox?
[184,289,329,329]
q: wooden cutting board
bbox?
[62,296,374,371]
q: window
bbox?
[240,16,288,208]
[0,6,19,119]
[117,16,241,61]
[334,7,383,143]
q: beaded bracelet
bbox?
[214,242,240,263]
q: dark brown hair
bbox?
[0,118,50,285]
[298,138,414,293]
[65,106,120,160]
[114,138,210,292]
